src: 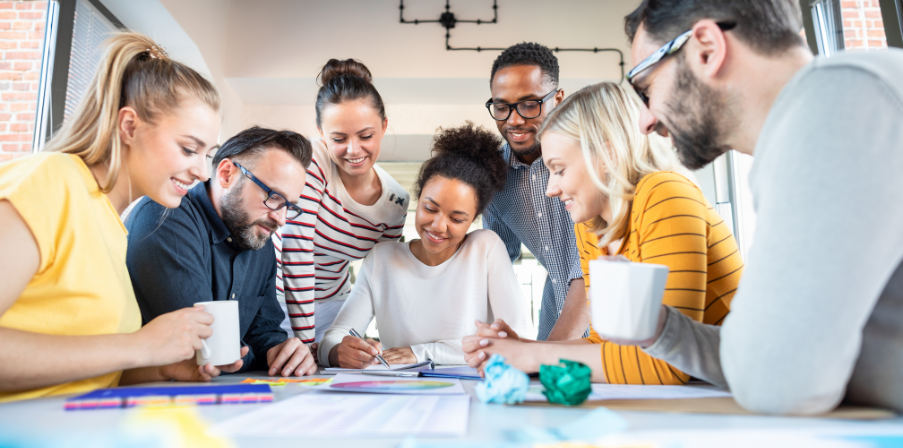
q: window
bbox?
[33,0,124,152]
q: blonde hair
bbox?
[539,82,687,248]
[44,32,221,193]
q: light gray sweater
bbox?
[643,49,903,415]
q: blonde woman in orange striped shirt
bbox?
[462,82,744,384]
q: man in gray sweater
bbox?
[623,0,903,414]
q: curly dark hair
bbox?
[489,42,559,87]
[414,122,507,216]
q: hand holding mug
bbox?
[135,305,213,366]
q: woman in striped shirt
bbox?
[462,82,744,385]
[275,59,409,347]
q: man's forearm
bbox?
[546,279,590,341]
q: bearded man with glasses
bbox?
[616,0,903,416]
[125,127,319,378]
[480,42,588,342]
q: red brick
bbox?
[26,31,41,39]
[9,102,27,112]
[18,12,41,20]
[5,51,40,60]
[868,29,886,38]
[0,133,29,142]
[865,10,882,18]
[33,2,47,10]
[2,143,19,151]
[841,0,857,7]
[8,123,27,132]
[1,91,34,101]
[15,112,33,121]
[11,81,27,90]
[871,20,884,29]
[0,3,14,9]
[0,154,14,162]
[11,21,31,30]
[0,103,8,111]
[0,11,15,20]
[843,10,861,20]
[0,61,11,69]
[18,40,38,49]
[0,41,16,50]
[0,72,22,80]
[14,2,31,10]
[23,71,37,80]
[0,22,10,30]
[12,61,30,70]
[34,21,43,32]
[0,30,25,39]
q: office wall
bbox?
[0,0,44,161]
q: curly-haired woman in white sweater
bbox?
[319,123,530,367]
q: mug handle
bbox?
[200,339,212,359]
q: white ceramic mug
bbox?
[194,300,241,366]
[589,258,669,340]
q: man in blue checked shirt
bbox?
[482,42,588,341]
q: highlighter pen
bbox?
[349,327,391,369]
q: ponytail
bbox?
[45,32,221,193]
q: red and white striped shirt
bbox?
[274,139,409,343]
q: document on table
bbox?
[322,363,422,374]
[525,384,731,402]
[211,393,470,438]
[303,373,466,395]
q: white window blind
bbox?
[63,0,118,123]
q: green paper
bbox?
[539,359,592,406]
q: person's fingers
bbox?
[240,346,250,357]
[365,339,382,355]
[466,351,486,368]
[188,307,215,325]
[269,345,292,376]
[294,352,317,376]
[461,336,484,354]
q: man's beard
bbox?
[221,180,278,251]
[504,126,541,159]
[664,57,734,170]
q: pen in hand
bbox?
[349,328,390,369]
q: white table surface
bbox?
[2,371,902,447]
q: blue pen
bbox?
[349,328,390,369]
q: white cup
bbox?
[589,258,669,340]
[194,300,241,366]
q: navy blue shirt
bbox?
[125,182,287,371]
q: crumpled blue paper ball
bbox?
[475,354,530,404]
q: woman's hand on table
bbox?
[462,336,540,375]
[381,347,416,364]
[472,319,522,342]
[333,336,383,368]
[160,345,250,382]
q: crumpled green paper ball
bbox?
[539,359,592,406]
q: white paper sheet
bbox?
[304,373,466,395]
[211,393,470,438]
[323,363,423,374]
[525,384,731,402]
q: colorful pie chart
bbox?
[330,380,454,392]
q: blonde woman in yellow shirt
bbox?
[0,33,248,402]
[463,82,744,384]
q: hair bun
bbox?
[318,58,373,86]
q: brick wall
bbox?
[0,0,44,162]
[842,0,888,50]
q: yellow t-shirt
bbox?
[579,171,744,385]
[0,153,141,402]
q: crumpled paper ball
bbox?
[475,354,530,404]
[539,359,592,406]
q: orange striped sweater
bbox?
[579,171,744,385]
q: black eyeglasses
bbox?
[485,88,560,121]
[627,22,736,107]
[231,161,305,220]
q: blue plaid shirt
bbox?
[483,143,583,340]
